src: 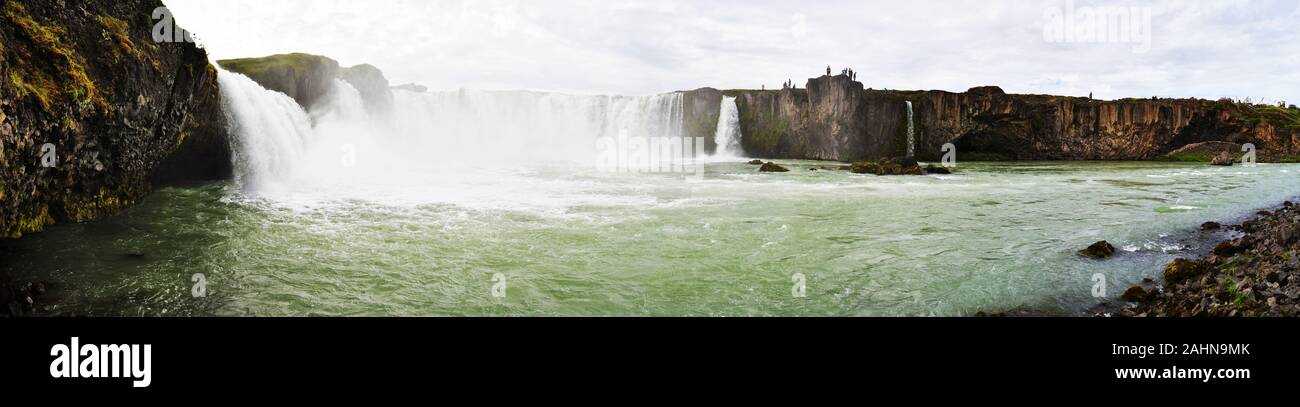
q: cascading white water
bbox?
[217,70,314,192]
[217,69,688,205]
[385,89,685,165]
[905,101,915,158]
[713,96,743,158]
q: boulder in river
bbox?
[1079,241,1116,259]
[849,157,924,176]
[1201,221,1222,231]
[1211,151,1235,166]
[758,162,790,173]
[924,164,952,175]
[748,160,765,165]
[1121,286,1151,303]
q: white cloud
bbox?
[164,0,1299,101]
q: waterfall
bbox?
[385,89,685,164]
[713,96,743,158]
[217,70,314,192]
[905,101,915,158]
[217,68,688,198]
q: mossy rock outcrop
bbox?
[219,53,401,116]
[1,0,229,239]
[1162,258,1206,285]
[218,53,341,110]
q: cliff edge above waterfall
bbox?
[218,53,396,114]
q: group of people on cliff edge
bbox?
[826,66,857,81]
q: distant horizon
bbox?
[210,51,1279,104]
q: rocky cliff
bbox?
[716,75,1300,163]
[680,87,722,154]
[1,0,229,239]
[219,54,396,115]
[217,53,340,111]
[339,63,393,114]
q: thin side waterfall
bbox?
[905,101,915,158]
[713,96,742,158]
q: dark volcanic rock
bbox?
[1201,221,1222,231]
[1213,240,1244,256]
[1079,241,1116,259]
[747,160,764,165]
[1121,286,1151,303]
[1,0,228,238]
[1162,258,1205,285]
[758,162,789,173]
[850,157,924,176]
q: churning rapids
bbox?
[4,71,1300,316]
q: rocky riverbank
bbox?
[1110,200,1300,317]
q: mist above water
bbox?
[217,70,698,207]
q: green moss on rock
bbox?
[218,53,327,78]
[62,189,133,223]
[6,205,54,238]
[5,1,102,110]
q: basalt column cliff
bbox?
[680,75,1300,163]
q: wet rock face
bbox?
[733,75,875,162]
[1,0,229,238]
[680,88,723,154]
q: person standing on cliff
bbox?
[827,66,831,76]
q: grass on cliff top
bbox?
[1251,105,1300,129]
[4,1,102,110]
[218,53,333,77]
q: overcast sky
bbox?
[166,0,1299,102]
